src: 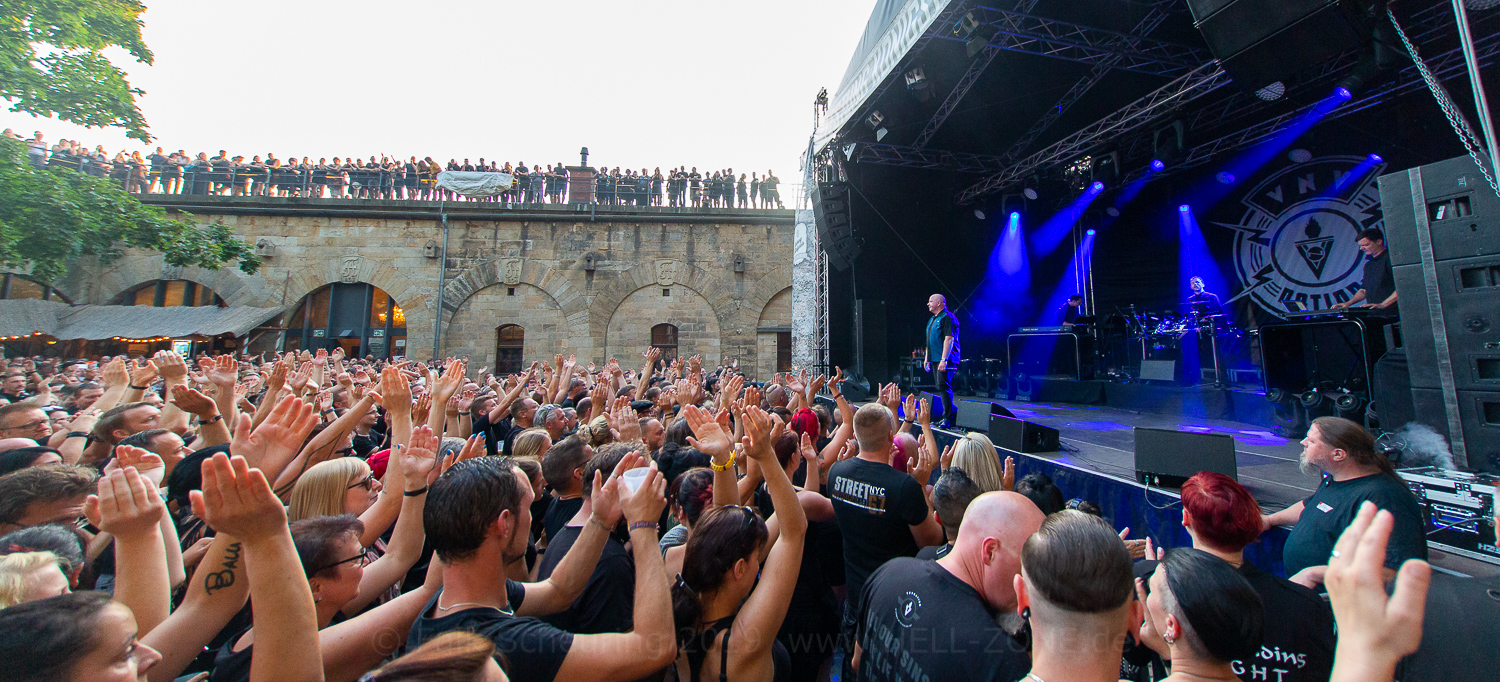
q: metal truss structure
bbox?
[957,62,1232,202]
[849,142,1010,174]
[945,4,1209,78]
[912,45,1000,150]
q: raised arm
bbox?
[343,425,437,615]
[171,385,230,449]
[142,532,252,682]
[203,355,241,435]
[731,406,807,661]
[634,347,661,401]
[555,463,676,681]
[230,394,319,483]
[273,392,381,497]
[85,463,171,636]
[152,351,193,435]
[191,453,323,682]
[684,404,739,509]
[517,454,632,617]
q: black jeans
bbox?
[933,366,956,424]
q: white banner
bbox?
[436,171,514,197]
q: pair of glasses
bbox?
[3,419,48,432]
[347,473,375,490]
[316,553,370,573]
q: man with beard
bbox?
[1262,416,1425,583]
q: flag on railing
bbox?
[436,171,514,197]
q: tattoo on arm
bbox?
[204,542,243,595]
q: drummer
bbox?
[1186,276,1223,319]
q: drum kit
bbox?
[1118,304,1243,347]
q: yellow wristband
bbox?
[710,452,737,472]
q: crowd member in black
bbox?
[688,167,702,207]
[750,172,761,209]
[737,173,748,208]
[535,444,636,634]
[651,168,663,206]
[1263,416,1425,582]
[1186,276,1223,319]
[853,491,1043,682]
[827,402,943,677]
[763,170,784,208]
[539,436,592,546]
[1135,548,1266,682]
[914,467,983,561]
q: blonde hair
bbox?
[585,416,614,447]
[510,428,552,461]
[0,551,64,608]
[288,457,370,522]
[952,433,1004,493]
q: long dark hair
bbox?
[0,590,114,682]
[365,631,503,681]
[1160,548,1264,663]
[671,505,768,647]
[1312,416,1397,478]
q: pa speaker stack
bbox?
[811,181,860,271]
[989,405,1059,453]
[1378,155,1500,473]
[1186,0,1371,92]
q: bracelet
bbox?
[588,517,611,533]
[130,385,148,390]
[710,452,737,472]
[403,486,428,497]
[67,431,89,439]
[629,521,658,533]
[202,414,223,425]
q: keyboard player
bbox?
[1331,228,1398,314]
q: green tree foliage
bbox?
[0,137,261,284]
[1,0,154,141]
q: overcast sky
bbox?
[4,0,875,194]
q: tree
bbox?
[0,137,260,284]
[1,0,154,141]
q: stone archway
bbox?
[604,284,722,364]
[443,282,573,370]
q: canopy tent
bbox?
[0,298,284,341]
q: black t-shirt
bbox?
[914,543,952,561]
[1396,571,1500,681]
[827,458,929,610]
[543,496,584,546]
[474,412,520,458]
[854,558,1028,682]
[407,585,574,682]
[1235,562,1335,682]
[1362,249,1396,306]
[534,524,634,634]
[1282,472,1427,577]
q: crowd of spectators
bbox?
[0,338,1469,682]
[4,129,787,208]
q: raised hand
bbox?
[127,358,158,389]
[190,453,289,543]
[590,452,641,527]
[939,442,955,471]
[170,384,219,417]
[917,397,931,427]
[683,404,735,463]
[151,351,189,381]
[618,461,666,526]
[738,405,778,464]
[1002,455,1015,491]
[311,349,328,367]
[379,365,412,415]
[85,466,166,539]
[106,444,167,489]
[265,360,288,392]
[205,354,238,387]
[437,434,485,479]
[400,425,441,484]
[614,401,642,442]
[231,395,318,472]
[1325,502,1431,682]
[902,394,916,423]
[287,362,312,394]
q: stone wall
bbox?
[51,196,796,380]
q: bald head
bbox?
[939,491,1045,612]
[0,437,39,453]
[927,294,948,315]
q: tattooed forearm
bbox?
[204,542,243,595]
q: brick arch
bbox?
[441,282,580,368]
[440,258,588,333]
[585,261,739,343]
[279,256,425,315]
[62,252,274,307]
[603,284,723,363]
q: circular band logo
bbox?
[1221,155,1385,317]
[894,591,922,628]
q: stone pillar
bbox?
[566,167,595,203]
[791,209,819,371]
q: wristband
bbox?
[629,521,658,533]
[67,431,89,439]
[130,385,148,390]
[403,486,429,497]
[588,517,611,533]
[710,452,737,472]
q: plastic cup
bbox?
[622,467,649,493]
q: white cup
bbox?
[622,467,649,494]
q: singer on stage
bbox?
[925,294,960,428]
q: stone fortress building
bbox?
[37,195,798,379]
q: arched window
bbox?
[118,280,223,307]
[283,283,405,358]
[496,324,525,374]
[2,273,71,304]
[651,323,679,364]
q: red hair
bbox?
[790,408,820,440]
[1181,472,1263,551]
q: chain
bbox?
[1389,8,1500,198]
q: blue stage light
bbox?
[1216,172,1236,185]
[1334,86,1352,100]
[1150,160,1166,172]
[1089,181,1105,193]
[1178,204,1190,212]
[1085,229,1096,236]
[1369,153,1383,163]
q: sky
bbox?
[3,0,877,197]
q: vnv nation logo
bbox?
[1219,155,1385,317]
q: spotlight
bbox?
[875,127,888,142]
[905,67,931,102]
[1255,81,1286,101]
[1288,149,1313,163]
[973,209,986,220]
[1105,207,1120,217]
[1216,172,1236,185]
[1299,388,1326,409]
[1178,204,1191,213]
[1369,153,1383,163]
[1089,181,1105,193]
[1266,388,1287,404]
[1334,86,1352,100]
[864,110,884,130]
[1022,188,1038,201]
[1085,229,1096,236]
[1150,159,1166,172]
[1334,390,1365,416]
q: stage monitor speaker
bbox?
[918,391,945,423]
[1380,156,1500,472]
[812,181,860,271]
[990,402,1016,419]
[953,399,993,432]
[1140,360,1177,382]
[1133,427,1238,488]
[838,376,871,403]
[990,414,1060,453]
[1186,0,1368,92]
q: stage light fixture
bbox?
[905,67,931,102]
[864,110,884,130]
[1288,149,1313,163]
[1178,204,1191,213]
[1255,81,1286,101]
[1085,229,1096,236]
[1299,388,1326,409]
[1334,86,1352,100]
[1089,181,1104,193]
[1022,188,1038,200]
[1216,172,1236,185]
[1150,160,1166,172]
[1369,153,1383,163]
[1334,391,1365,417]
[1105,206,1120,217]
[974,209,986,220]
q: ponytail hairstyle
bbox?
[1311,416,1397,479]
[671,468,716,527]
[671,505,768,648]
